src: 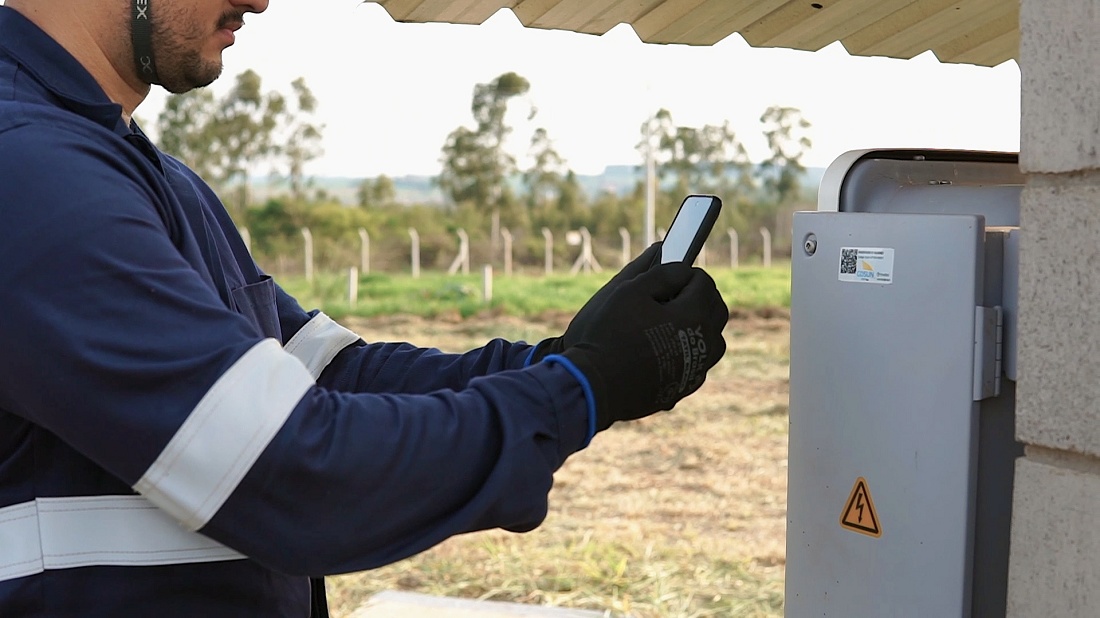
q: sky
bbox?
[136,0,1022,179]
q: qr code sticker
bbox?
[840,248,858,274]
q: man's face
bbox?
[150,0,266,93]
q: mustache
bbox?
[217,11,246,29]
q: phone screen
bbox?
[661,196,717,264]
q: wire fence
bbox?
[244,224,794,281]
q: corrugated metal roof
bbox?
[368,0,1018,67]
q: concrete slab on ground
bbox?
[349,591,605,618]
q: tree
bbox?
[277,77,325,201]
[647,111,751,194]
[437,126,486,205]
[156,71,284,217]
[700,121,755,198]
[556,171,587,227]
[213,70,281,194]
[156,70,324,215]
[524,127,567,209]
[357,175,396,209]
[759,105,812,205]
[155,88,219,180]
[437,72,532,211]
[637,108,755,225]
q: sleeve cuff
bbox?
[542,354,597,449]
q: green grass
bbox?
[278,264,791,320]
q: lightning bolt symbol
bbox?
[856,492,865,522]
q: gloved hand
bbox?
[546,261,728,433]
[529,242,663,363]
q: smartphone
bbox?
[660,194,722,264]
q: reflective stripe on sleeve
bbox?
[283,312,361,379]
[134,338,314,531]
[0,502,41,581]
[0,496,244,583]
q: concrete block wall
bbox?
[1009,0,1100,615]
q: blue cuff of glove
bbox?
[543,354,597,449]
[523,345,538,368]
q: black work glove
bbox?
[548,261,728,433]
[529,242,663,363]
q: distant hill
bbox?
[252,165,828,206]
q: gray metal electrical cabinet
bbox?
[785,150,1024,618]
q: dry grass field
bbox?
[326,310,791,618]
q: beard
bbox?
[148,7,241,93]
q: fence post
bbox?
[501,229,513,276]
[541,227,553,275]
[585,227,602,273]
[408,228,420,279]
[358,228,370,274]
[482,265,493,303]
[447,228,470,275]
[300,227,314,283]
[570,227,603,275]
[490,208,500,260]
[728,229,739,268]
[760,227,772,268]
[619,228,631,267]
[348,267,358,308]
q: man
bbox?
[0,1,729,616]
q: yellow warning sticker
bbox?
[840,477,882,538]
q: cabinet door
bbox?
[786,211,985,618]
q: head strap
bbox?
[131,0,160,84]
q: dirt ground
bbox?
[329,311,791,617]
